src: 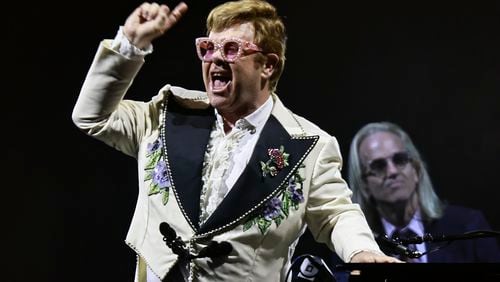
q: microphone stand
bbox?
[399,230,500,245]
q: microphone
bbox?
[377,235,422,259]
[159,222,232,260]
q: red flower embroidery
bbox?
[261,145,290,177]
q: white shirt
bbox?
[199,97,273,223]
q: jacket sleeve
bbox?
[71,40,161,158]
[304,136,383,262]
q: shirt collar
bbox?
[382,210,425,238]
[214,96,273,135]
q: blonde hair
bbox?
[206,0,286,92]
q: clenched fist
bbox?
[123,2,188,49]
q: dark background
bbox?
[6,1,499,281]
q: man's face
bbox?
[201,22,269,118]
[358,132,419,204]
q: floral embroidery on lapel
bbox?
[243,165,305,234]
[260,145,290,177]
[144,138,171,205]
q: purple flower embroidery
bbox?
[290,186,304,203]
[243,168,305,234]
[288,176,304,203]
[263,197,282,221]
[147,138,162,154]
[153,160,171,188]
[145,138,171,205]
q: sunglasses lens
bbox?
[223,41,240,61]
[369,159,387,174]
[198,40,214,60]
[393,152,410,166]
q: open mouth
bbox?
[210,71,232,93]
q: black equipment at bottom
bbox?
[287,254,336,282]
[335,263,500,282]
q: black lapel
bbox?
[199,115,318,235]
[163,97,215,231]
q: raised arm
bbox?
[71,2,188,157]
[123,2,188,49]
